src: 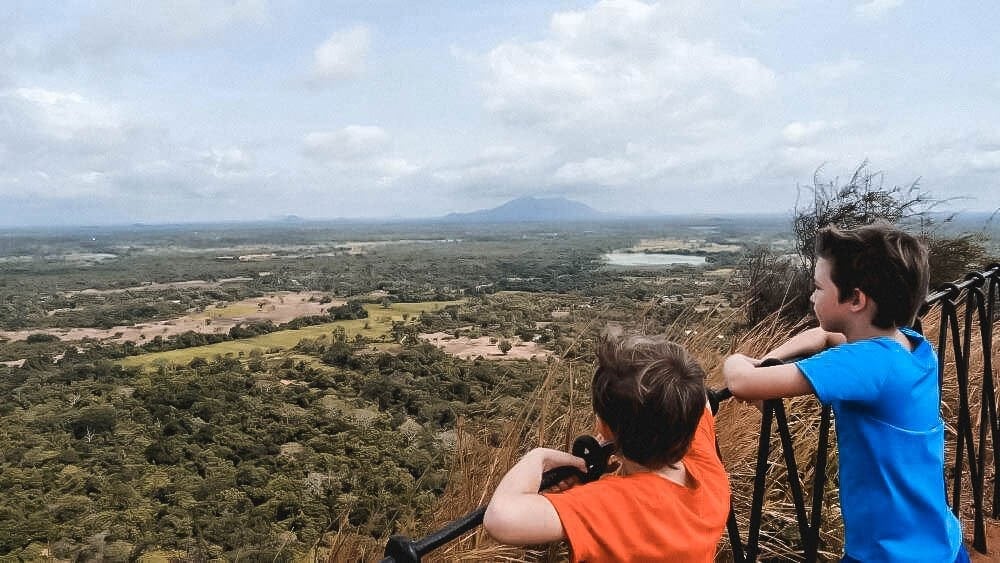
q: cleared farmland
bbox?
[120,300,464,370]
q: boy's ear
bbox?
[595,417,615,443]
[847,288,868,312]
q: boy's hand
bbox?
[725,353,761,368]
[527,448,588,493]
[724,355,765,409]
[526,447,588,474]
[542,475,580,493]
[539,453,620,493]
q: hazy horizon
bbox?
[1,197,795,230]
[2,1,998,226]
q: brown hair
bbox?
[816,221,930,329]
[592,325,706,468]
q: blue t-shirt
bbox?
[796,327,963,562]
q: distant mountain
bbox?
[441,196,608,223]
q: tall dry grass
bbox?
[392,297,998,563]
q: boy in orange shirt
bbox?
[484,326,731,562]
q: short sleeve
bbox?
[542,481,606,560]
[795,341,891,405]
[685,407,718,462]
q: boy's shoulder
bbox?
[797,327,937,409]
[806,328,931,363]
[545,468,727,520]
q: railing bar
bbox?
[938,302,951,396]
[746,400,777,563]
[774,402,811,548]
[803,404,832,563]
[962,291,987,552]
[926,265,1000,304]
[972,298,996,548]
[947,300,967,516]
[986,278,1000,518]
[716,438,746,563]
[726,507,746,563]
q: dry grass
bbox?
[383,296,999,563]
[928,305,1000,553]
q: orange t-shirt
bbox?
[543,407,730,562]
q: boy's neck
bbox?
[843,323,903,344]
[621,458,691,487]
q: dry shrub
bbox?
[317,525,382,562]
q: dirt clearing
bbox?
[420,332,550,361]
[0,291,342,343]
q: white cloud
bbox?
[301,126,418,187]
[310,26,371,82]
[109,146,267,201]
[204,147,254,178]
[0,87,133,171]
[967,149,1000,172]
[8,87,125,145]
[2,1,996,223]
[479,0,775,134]
[553,157,638,187]
[928,134,1000,175]
[431,145,556,187]
[854,0,904,21]
[302,126,389,161]
[464,0,779,200]
[0,87,271,204]
[370,157,421,186]
[782,120,837,145]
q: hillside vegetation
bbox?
[1,188,995,560]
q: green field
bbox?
[203,301,261,318]
[120,300,463,370]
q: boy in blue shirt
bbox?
[723,221,967,562]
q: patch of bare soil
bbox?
[62,277,253,296]
[969,520,1000,562]
[420,332,551,361]
[0,291,343,343]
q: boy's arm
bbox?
[723,354,814,400]
[723,327,845,400]
[483,448,586,545]
[766,327,846,360]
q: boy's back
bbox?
[543,407,729,562]
[796,327,961,561]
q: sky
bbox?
[1,0,998,226]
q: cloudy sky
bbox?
[1,1,998,226]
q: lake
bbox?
[602,251,707,267]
